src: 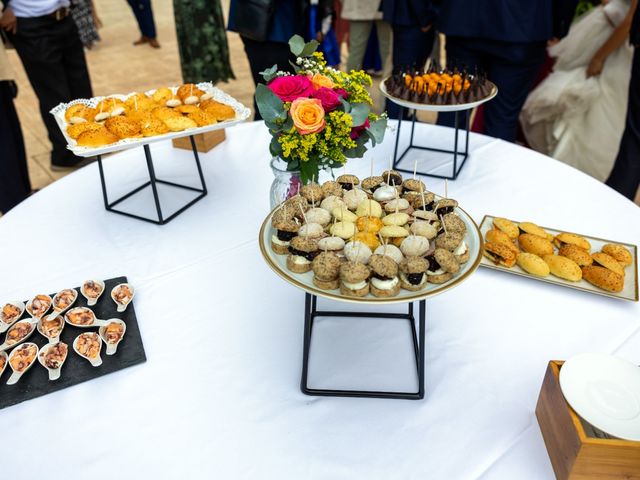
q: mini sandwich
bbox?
[399,256,429,291]
[493,217,519,240]
[425,248,459,283]
[381,170,403,187]
[582,265,624,293]
[372,185,398,203]
[442,213,466,235]
[384,198,412,215]
[591,252,625,277]
[413,191,436,211]
[412,209,439,223]
[374,244,404,264]
[356,199,383,218]
[519,233,554,257]
[553,232,591,252]
[518,221,552,240]
[320,195,345,213]
[361,176,384,196]
[400,235,431,257]
[271,218,300,255]
[485,229,520,256]
[436,232,469,263]
[283,195,309,216]
[340,261,371,297]
[483,242,517,268]
[516,252,550,277]
[321,181,343,198]
[543,254,582,282]
[336,174,360,191]
[601,243,633,267]
[331,207,358,223]
[317,236,346,257]
[402,178,426,195]
[434,199,458,217]
[300,183,324,205]
[352,231,381,251]
[558,244,593,267]
[344,241,373,264]
[410,221,438,240]
[382,212,410,227]
[369,254,401,297]
[298,222,325,240]
[356,216,383,234]
[312,252,342,290]
[330,221,357,240]
[379,225,409,247]
[343,188,368,210]
[286,236,319,273]
[305,207,331,227]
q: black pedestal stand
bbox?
[300,293,426,400]
[392,107,471,180]
[96,135,207,225]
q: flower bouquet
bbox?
[256,35,387,188]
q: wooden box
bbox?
[536,361,640,480]
[172,129,226,153]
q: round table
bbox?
[1,121,638,479]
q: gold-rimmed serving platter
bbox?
[259,204,484,305]
[478,215,639,302]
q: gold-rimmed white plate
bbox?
[259,205,483,305]
[479,215,639,302]
[379,78,498,113]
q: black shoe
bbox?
[51,156,96,172]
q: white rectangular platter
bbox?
[479,215,638,302]
[50,83,251,158]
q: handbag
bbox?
[233,0,276,42]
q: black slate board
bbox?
[0,276,146,410]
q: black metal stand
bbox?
[97,135,207,225]
[392,107,471,180]
[301,293,426,400]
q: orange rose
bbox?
[290,98,326,135]
[310,73,335,90]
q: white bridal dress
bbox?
[520,0,633,181]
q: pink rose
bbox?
[311,87,342,112]
[268,75,314,102]
[350,118,370,139]
[335,88,348,100]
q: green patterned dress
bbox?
[173,0,235,84]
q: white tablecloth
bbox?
[0,122,638,479]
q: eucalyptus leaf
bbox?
[367,117,387,145]
[300,39,319,57]
[339,98,351,113]
[269,136,283,157]
[259,64,278,83]
[288,35,305,57]
[350,103,370,127]
[255,84,286,122]
[344,142,368,159]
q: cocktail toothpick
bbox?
[420,184,427,212]
[310,189,315,208]
[440,214,448,235]
[413,159,418,180]
[444,179,448,199]
[134,95,138,111]
[298,204,308,226]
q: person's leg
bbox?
[483,41,546,142]
[606,48,640,199]
[127,0,157,40]
[346,21,373,72]
[60,17,93,100]
[0,81,31,213]
[10,18,78,167]
[376,20,393,79]
[437,36,485,128]
[240,36,293,121]
[387,25,434,119]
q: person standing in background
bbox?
[382,0,438,119]
[228,0,333,121]
[606,0,640,200]
[126,0,160,48]
[173,0,234,84]
[0,0,93,170]
[0,39,31,213]
[437,0,578,142]
[72,0,101,49]
[342,0,391,77]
